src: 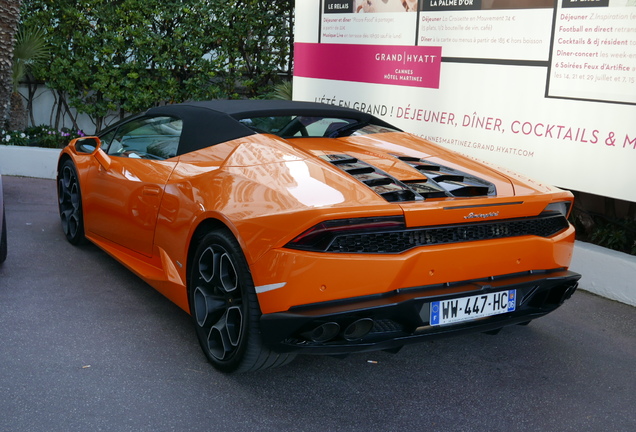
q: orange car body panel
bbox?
[60,130,576,316]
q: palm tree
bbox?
[9,25,48,130]
[0,0,22,128]
[272,81,293,101]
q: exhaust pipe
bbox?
[304,322,340,343]
[562,282,579,302]
[343,318,374,341]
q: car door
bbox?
[82,116,182,257]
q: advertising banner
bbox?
[293,0,636,202]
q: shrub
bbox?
[21,0,294,130]
[1,125,85,148]
[570,209,636,256]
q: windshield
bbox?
[238,115,400,138]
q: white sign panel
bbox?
[294,0,636,202]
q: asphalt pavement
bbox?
[0,176,634,432]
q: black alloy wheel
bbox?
[58,159,86,245]
[189,229,295,373]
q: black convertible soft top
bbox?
[141,100,399,156]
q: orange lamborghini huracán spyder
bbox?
[57,100,580,372]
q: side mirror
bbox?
[70,136,111,170]
[73,136,101,154]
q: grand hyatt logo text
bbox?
[375,53,438,63]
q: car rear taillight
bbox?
[286,216,406,252]
[542,202,572,218]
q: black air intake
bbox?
[286,213,570,254]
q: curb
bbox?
[570,241,636,307]
[0,145,61,179]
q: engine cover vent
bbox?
[321,154,497,202]
[395,155,497,197]
[321,154,422,202]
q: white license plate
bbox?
[430,290,516,326]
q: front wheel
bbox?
[189,229,294,373]
[57,159,85,245]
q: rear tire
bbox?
[189,229,295,372]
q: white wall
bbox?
[18,85,100,135]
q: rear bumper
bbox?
[259,269,581,355]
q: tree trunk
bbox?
[25,74,37,126]
[7,90,25,130]
[0,0,22,128]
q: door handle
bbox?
[142,185,162,196]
